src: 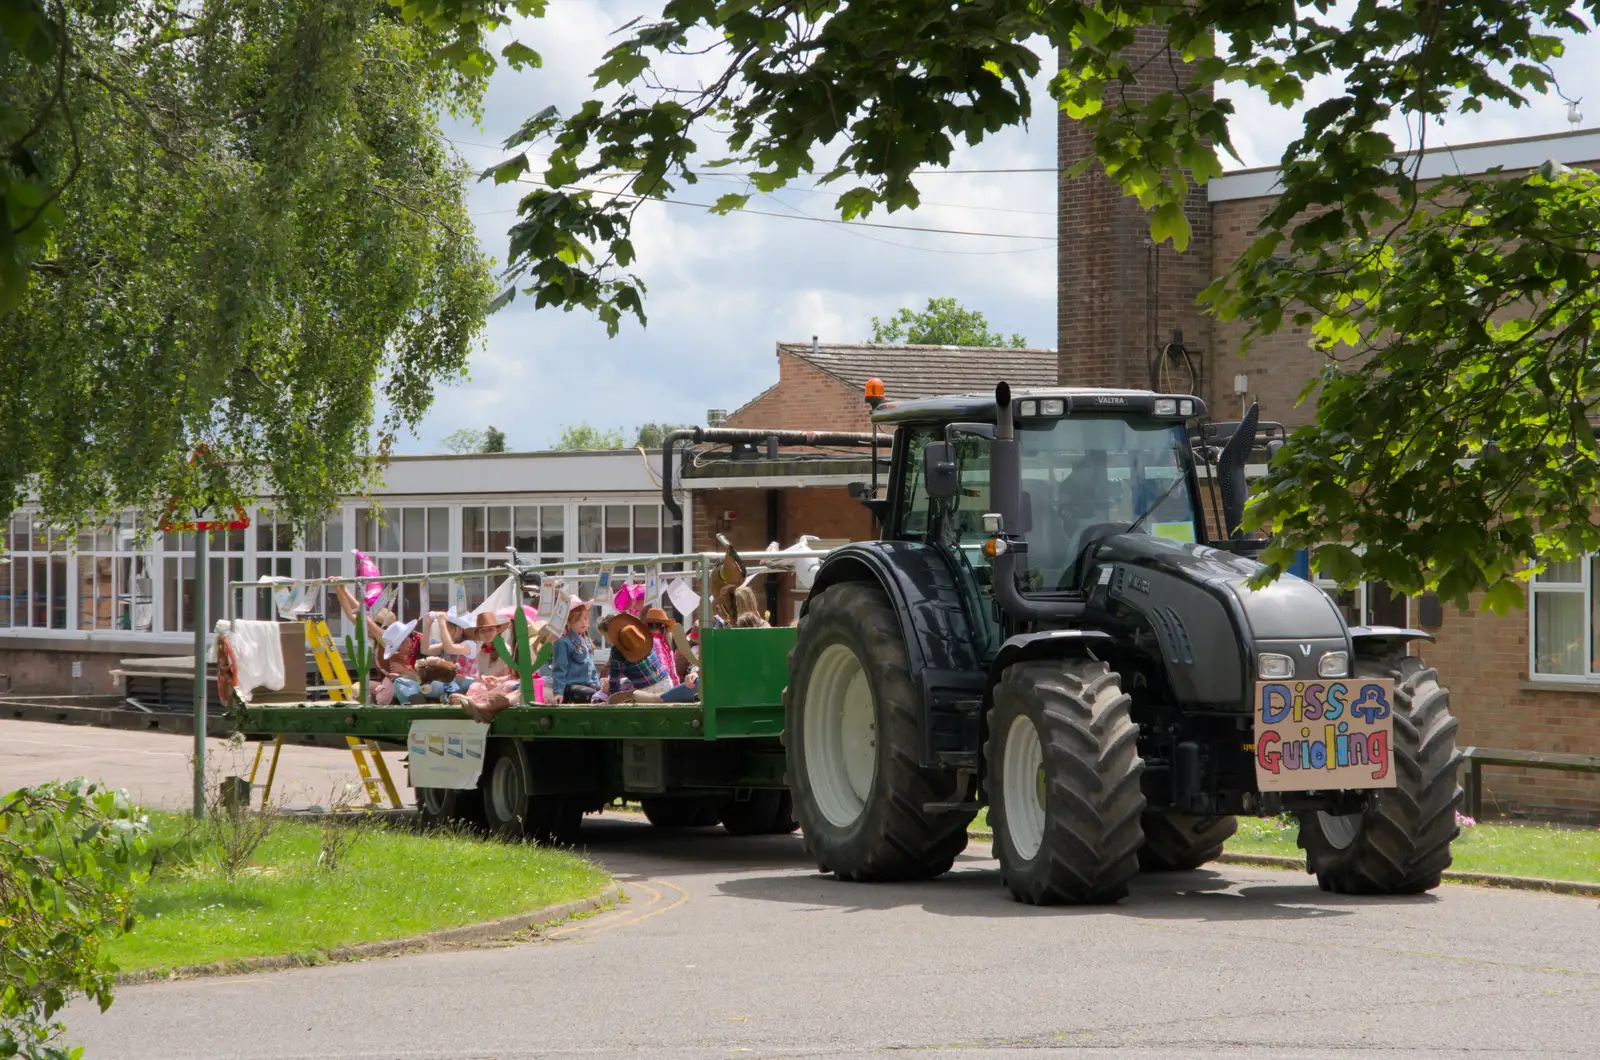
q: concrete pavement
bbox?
[67,817,1600,1060]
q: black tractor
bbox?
[784,383,1462,904]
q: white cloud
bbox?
[404,5,1600,453]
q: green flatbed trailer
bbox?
[232,625,802,837]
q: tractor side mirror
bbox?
[1217,401,1260,538]
[924,442,959,500]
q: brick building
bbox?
[1057,62,1600,817]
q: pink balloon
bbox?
[354,549,383,608]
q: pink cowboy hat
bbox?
[613,582,647,612]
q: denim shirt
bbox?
[550,632,600,691]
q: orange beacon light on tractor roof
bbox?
[864,377,885,408]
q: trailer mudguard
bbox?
[806,541,989,767]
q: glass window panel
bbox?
[164,557,179,633]
[256,510,275,553]
[578,505,601,554]
[96,557,114,630]
[306,557,321,582]
[12,514,29,552]
[1536,558,1583,583]
[1367,582,1408,627]
[29,557,47,627]
[1534,589,1586,675]
[428,508,449,553]
[77,528,94,552]
[97,524,115,551]
[76,558,95,630]
[403,508,425,553]
[604,505,631,553]
[463,507,485,554]
[487,506,511,554]
[1590,558,1600,674]
[0,561,10,628]
[275,517,293,552]
[207,528,227,553]
[633,506,659,554]
[379,557,398,577]
[540,506,563,556]
[464,568,486,609]
[180,557,195,632]
[356,510,378,553]
[321,558,342,637]
[664,510,683,555]
[208,557,226,630]
[514,506,538,553]
[51,557,66,628]
[325,511,344,553]
[379,509,401,553]
[255,558,276,619]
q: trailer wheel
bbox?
[415,786,484,831]
[481,740,533,838]
[720,791,786,835]
[985,659,1145,905]
[640,798,722,829]
[784,582,973,881]
[525,795,583,846]
[1137,812,1237,872]
[1297,654,1462,894]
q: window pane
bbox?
[227,525,245,553]
[664,510,683,554]
[515,506,539,553]
[208,557,226,630]
[487,506,511,554]
[164,557,179,633]
[306,557,321,582]
[0,561,10,628]
[208,528,227,553]
[1591,558,1600,674]
[255,558,276,619]
[11,514,29,552]
[540,506,564,556]
[577,505,601,554]
[275,517,294,552]
[633,506,659,554]
[1536,558,1583,583]
[50,557,66,628]
[380,509,401,553]
[401,508,424,553]
[605,505,630,553]
[325,511,344,553]
[76,557,95,630]
[463,507,485,554]
[1367,582,1408,627]
[256,509,275,553]
[321,558,342,637]
[428,508,449,553]
[1534,590,1585,675]
[356,510,378,553]
[95,524,113,552]
[95,558,114,630]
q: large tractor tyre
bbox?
[984,659,1146,905]
[720,790,787,835]
[1296,654,1462,895]
[783,582,974,881]
[640,798,723,829]
[525,795,584,846]
[481,739,534,838]
[415,786,485,831]
[1137,812,1237,872]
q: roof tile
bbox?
[779,341,1057,400]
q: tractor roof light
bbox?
[1178,399,1194,417]
[1154,398,1178,416]
[864,377,886,408]
[1018,399,1038,418]
[1039,398,1065,416]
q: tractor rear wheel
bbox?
[784,581,973,880]
[985,659,1145,905]
[1296,654,1462,894]
[1137,812,1236,871]
[640,798,723,829]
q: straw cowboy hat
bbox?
[709,533,747,619]
[603,612,653,664]
[643,606,674,628]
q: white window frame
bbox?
[1528,557,1596,684]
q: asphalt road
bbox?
[14,721,1598,1059]
[66,815,1600,1060]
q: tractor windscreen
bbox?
[1018,417,1197,591]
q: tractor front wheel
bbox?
[985,659,1145,905]
[1296,654,1462,894]
[784,582,973,880]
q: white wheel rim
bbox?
[1003,713,1047,861]
[490,757,521,823]
[420,788,448,815]
[804,643,877,828]
[1318,810,1361,850]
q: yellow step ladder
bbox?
[244,618,402,810]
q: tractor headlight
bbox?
[1018,399,1038,417]
[1178,399,1194,416]
[1039,398,1066,416]
[1318,651,1349,678]
[1154,398,1178,416]
[1257,653,1295,679]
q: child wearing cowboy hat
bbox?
[550,596,604,704]
[602,611,673,702]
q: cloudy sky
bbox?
[409,3,1600,453]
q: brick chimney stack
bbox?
[1056,27,1214,394]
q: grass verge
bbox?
[108,813,608,974]
[971,809,1600,884]
[1225,815,1600,883]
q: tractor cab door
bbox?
[894,426,1002,658]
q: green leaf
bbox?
[500,41,541,70]
[1149,200,1191,252]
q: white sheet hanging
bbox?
[217,620,285,703]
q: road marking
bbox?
[545,879,688,941]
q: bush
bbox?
[1,780,148,1060]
